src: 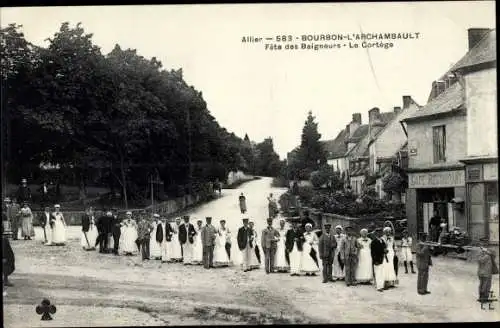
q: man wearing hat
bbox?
[370,228,387,292]
[179,215,196,265]
[111,209,122,255]
[341,226,359,286]
[201,217,217,269]
[261,218,280,274]
[477,238,498,302]
[6,199,20,240]
[318,223,337,283]
[237,218,253,271]
[416,233,432,295]
[137,215,152,261]
[15,178,32,206]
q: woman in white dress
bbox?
[355,228,373,284]
[248,221,261,270]
[120,217,138,255]
[80,209,98,250]
[149,214,162,260]
[333,225,346,281]
[20,203,34,240]
[288,223,303,276]
[300,223,320,276]
[166,219,183,262]
[51,204,67,245]
[192,220,204,265]
[273,219,290,272]
[382,226,398,288]
[213,221,231,267]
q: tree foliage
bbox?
[2,23,283,206]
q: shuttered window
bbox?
[433,125,446,163]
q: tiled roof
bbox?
[348,124,370,141]
[322,129,348,159]
[380,112,396,123]
[402,82,464,122]
[347,124,386,158]
[451,29,496,72]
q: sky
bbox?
[1,2,496,159]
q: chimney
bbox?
[393,106,402,114]
[402,95,412,109]
[344,124,350,142]
[352,113,362,124]
[468,28,490,51]
[368,107,381,123]
[436,80,446,95]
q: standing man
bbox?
[237,218,252,272]
[261,218,280,274]
[341,226,359,287]
[81,207,93,250]
[179,215,196,265]
[239,193,247,214]
[201,217,217,269]
[16,178,32,206]
[220,219,232,260]
[137,216,152,261]
[97,211,112,253]
[318,223,337,283]
[267,193,278,219]
[371,228,387,292]
[428,210,442,242]
[477,237,498,302]
[39,206,52,245]
[38,182,49,208]
[111,209,123,255]
[416,233,432,295]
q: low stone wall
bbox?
[30,193,214,226]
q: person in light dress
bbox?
[51,204,67,245]
[149,214,162,260]
[273,219,290,273]
[332,225,346,281]
[120,215,139,255]
[382,226,398,288]
[248,221,261,270]
[157,217,172,263]
[192,219,204,265]
[20,203,34,240]
[213,219,231,267]
[355,228,373,284]
[300,223,320,276]
[166,218,183,262]
[80,208,98,250]
[286,222,304,276]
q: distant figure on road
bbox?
[267,193,278,219]
[416,233,432,295]
[428,210,442,242]
[15,178,32,206]
[237,218,252,272]
[201,217,217,269]
[38,182,50,207]
[238,193,247,214]
[51,204,67,246]
[261,218,280,274]
[477,237,498,302]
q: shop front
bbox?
[460,159,499,245]
[405,168,466,242]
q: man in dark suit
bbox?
[39,206,51,245]
[261,218,280,274]
[237,218,252,272]
[179,215,196,265]
[371,228,387,292]
[318,223,337,283]
[81,208,93,250]
[16,178,32,205]
[111,209,122,255]
[97,211,112,253]
[201,217,217,269]
[416,233,432,295]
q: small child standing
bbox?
[400,230,416,274]
[477,238,499,302]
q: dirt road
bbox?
[3,178,499,326]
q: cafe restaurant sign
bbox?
[409,170,465,188]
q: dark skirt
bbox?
[2,237,15,276]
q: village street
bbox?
[3,178,500,326]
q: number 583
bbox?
[276,35,292,42]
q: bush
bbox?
[271,176,289,188]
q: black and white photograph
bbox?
[1,2,498,326]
